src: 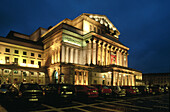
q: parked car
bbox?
[121,86,136,96]
[0,84,19,102]
[45,84,75,102]
[148,85,163,95]
[75,85,99,98]
[18,83,43,103]
[110,86,126,97]
[91,84,112,97]
[135,86,149,95]
[163,86,169,93]
[134,86,141,95]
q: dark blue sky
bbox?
[0,0,170,73]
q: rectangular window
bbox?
[90,25,92,31]
[5,57,10,63]
[38,61,41,68]
[38,54,41,58]
[5,48,10,52]
[14,50,19,54]
[30,72,34,75]
[23,59,26,63]
[31,60,34,64]
[14,58,18,64]
[4,70,9,73]
[31,53,34,56]
[23,51,27,55]
[94,27,96,33]
[94,80,97,84]
[14,70,18,74]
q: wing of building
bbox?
[0,13,142,86]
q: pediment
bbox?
[84,13,117,31]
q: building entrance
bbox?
[53,70,58,84]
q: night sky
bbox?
[0,0,170,73]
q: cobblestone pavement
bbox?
[1,93,169,112]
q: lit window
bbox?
[23,59,26,63]
[31,60,34,64]
[5,57,10,63]
[31,53,34,56]
[14,58,18,64]
[14,70,18,74]
[38,61,41,68]
[14,50,19,54]
[4,70,9,73]
[5,48,10,52]
[23,51,27,55]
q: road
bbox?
[0,94,169,112]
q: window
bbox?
[14,50,19,54]
[98,28,100,34]
[23,51,27,55]
[31,53,34,56]
[5,57,10,63]
[4,70,9,73]
[5,48,10,52]
[90,25,92,31]
[14,70,18,74]
[14,58,18,64]
[94,80,97,84]
[94,27,96,33]
[23,59,26,63]
[31,60,34,64]
[38,61,41,68]
[38,54,41,58]
[30,72,34,75]
[23,72,27,77]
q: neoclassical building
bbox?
[0,13,142,86]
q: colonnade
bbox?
[86,38,128,66]
[74,70,88,85]
[50,37,128,67]
[113,72,135,86]
[0,69,45,84]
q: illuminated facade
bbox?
[0,13,142,86]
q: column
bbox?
[29,72,31,83]
[70,48,73,63]
[95,40,99,65]
[120,73,123,86]
[86,40,89,65]
[37,72,39,84]
[54,49,56,63]
[65,46,68,63]
[21,71,23,83]
[58,46,60,62]
[109,46,111,65]
[11,69,14,83]
[76,71,79,85]
[124,75,127,86]
[111,70,114,86]
[126,52,128,67]
[90,38,94,65]
[104,44,107,65]
[51,50,54,64]
[61,45,65,63]
[100,42,103,65]
[93,40,96,65]
[117,73,119,86]
[128,75,131,86]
